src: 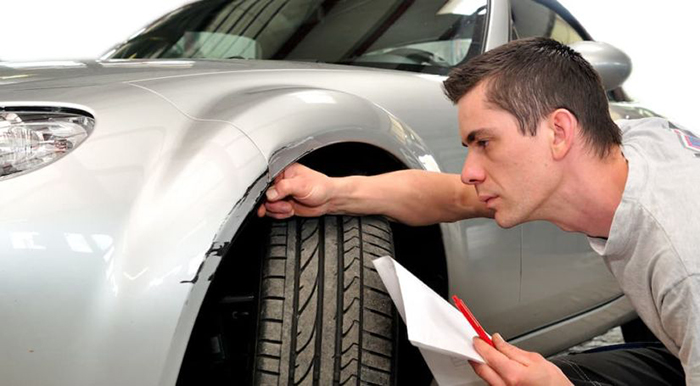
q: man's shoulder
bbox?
[616,117,674,135]
[618,117,700,160]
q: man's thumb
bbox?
[266,187,279,200]
[267,178,311,202]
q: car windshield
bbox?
[105,0,488,75]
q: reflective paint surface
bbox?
[0,0,652,384]
[0,82,267,385]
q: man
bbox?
[258,38,696,385]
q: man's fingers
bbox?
[263,201,295,219]
[474,337,524,379]
[492,333,538,366]
[265,186,280,201]
[268,167,302,201]
[472,335,570,386]
[267,178,311,202]
[265,200,294,214]
[266,211,294,220]
[263,163,330,218]
[469,361,506,386]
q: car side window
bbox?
[511,0,583,45]
[510,1,627,102]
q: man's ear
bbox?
[547,108,577,160]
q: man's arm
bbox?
[660,276,700,384]
[257,163,492,225]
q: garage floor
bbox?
[554,327,624,356]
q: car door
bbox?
[513,0,623,330]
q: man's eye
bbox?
[477,140,489,148]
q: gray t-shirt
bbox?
[588,117,700,384]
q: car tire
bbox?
[254,215,398,385]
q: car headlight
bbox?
[0,108,94,180]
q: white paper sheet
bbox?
[372,256,487,386]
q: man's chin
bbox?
[493,212,523,229]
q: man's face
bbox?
[458,83,558,228]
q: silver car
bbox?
[0,0,657,385]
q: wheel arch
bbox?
[151,82,453,384]
[196,84,455,299]
[174,141,449,383]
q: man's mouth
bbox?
[478,194,498,208]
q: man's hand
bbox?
[470,333,572,386]
[257,163,335,219]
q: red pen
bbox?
[452,295,494,347]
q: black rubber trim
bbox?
[0,106,95,119]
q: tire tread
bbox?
[255,216,396,385]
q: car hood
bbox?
[0,59,369,91]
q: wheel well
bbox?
[298,142,448,297]
[299,142,405,176]
[176,142,448,384]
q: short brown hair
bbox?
[443,37,621,157]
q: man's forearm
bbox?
[328,170,492,226]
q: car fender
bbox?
[218,87,440,177]
[0,83,268,386]
[133,77,447,384]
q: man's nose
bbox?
[461,154,485,185]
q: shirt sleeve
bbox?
[659,274,700,384]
